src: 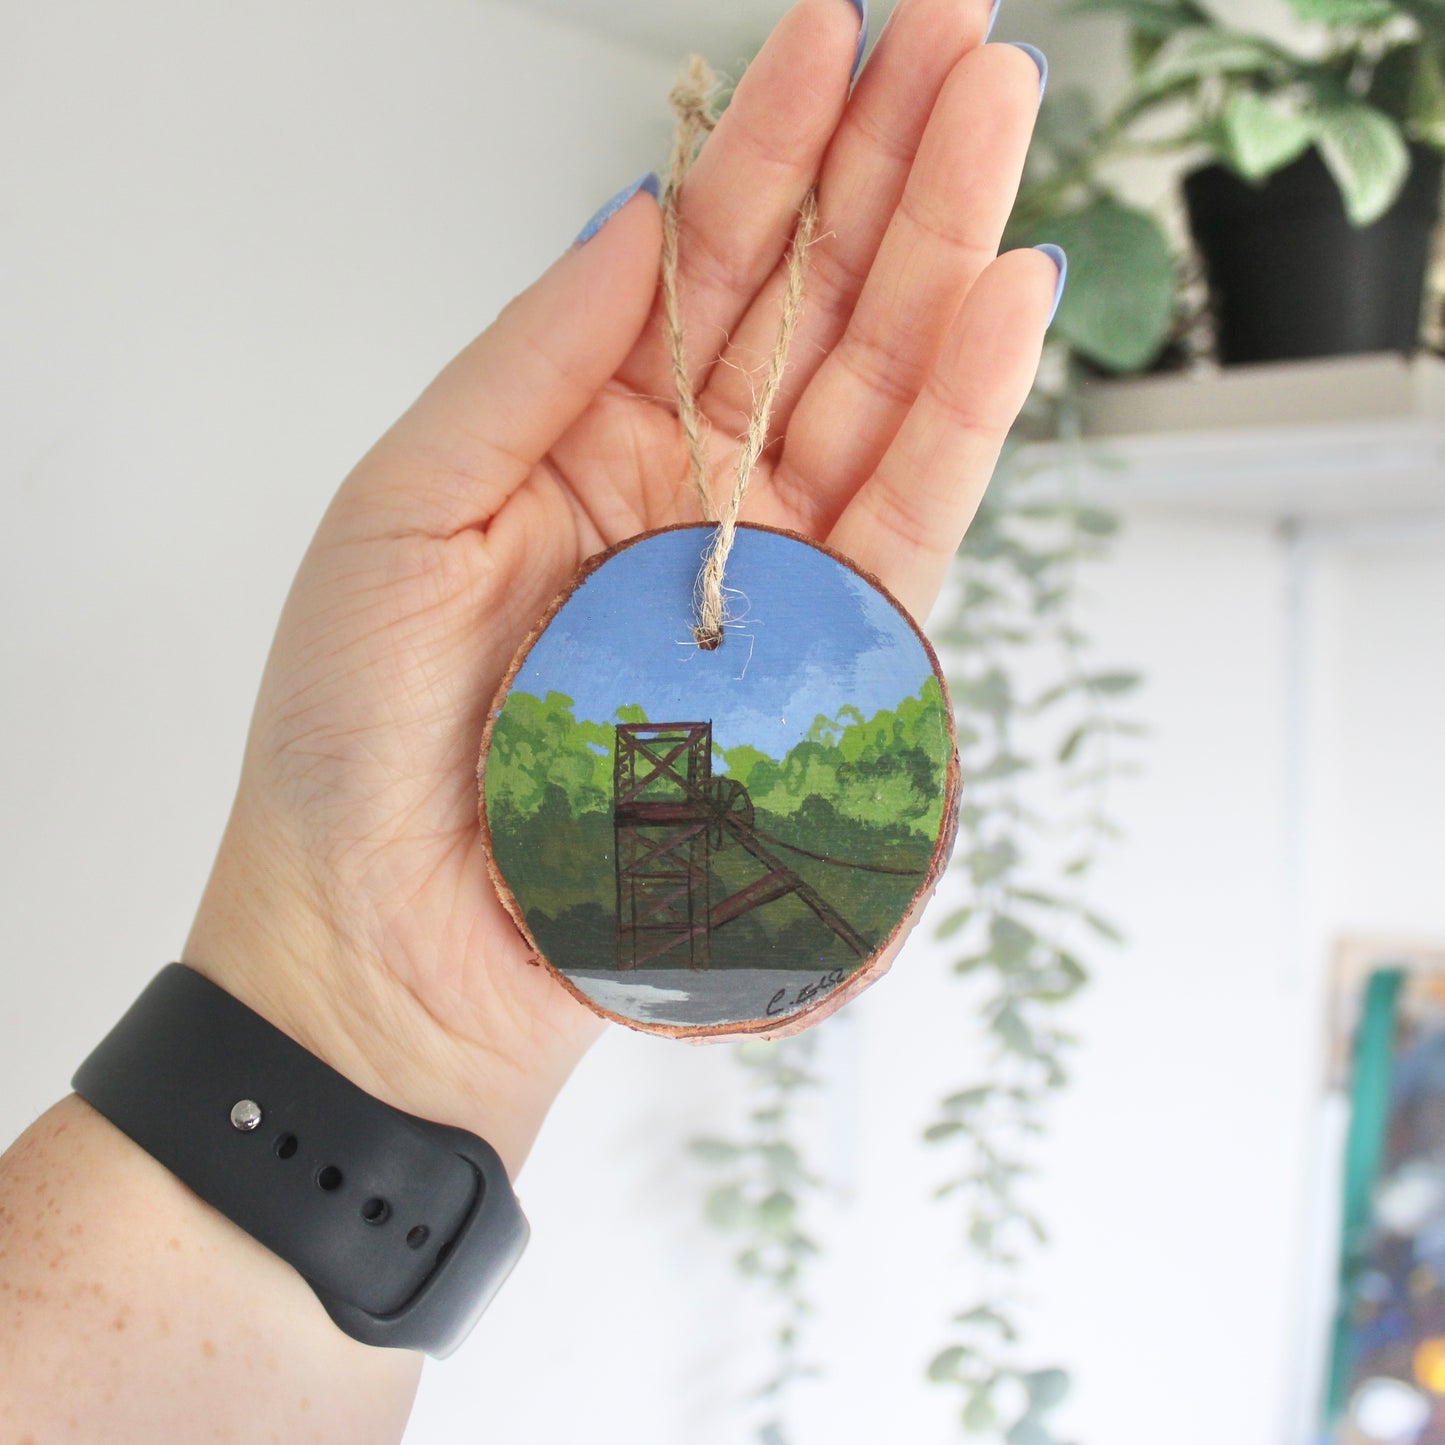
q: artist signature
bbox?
[766,968,847,1017]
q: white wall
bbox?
[5,3,1444,1444]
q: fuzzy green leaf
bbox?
[1083,909,1126,943]
[757,1190,797,1229]
[952,952,995,975]
[1034,677,1080,710]
[1023,1368,1072,1408]
[927,1345,970,1382]
[1025,197,1175,372]
[1006,1419,1055,1445]
[936,906,974,939]
[994,1004,1036,1056]
[1313,101,1411,223]
[962,1389,998,1432]
[943,1085,994,1111]
[954,1304,1020,1341]
[759,1142,802,1176]
[990,915,1037,966]
[705,1183,749,1229]
[1221,92,1315,180]
[953,668,1012,718]
[1086,669,1143,695]
[1140,27,1292,93]
[688,1137,742,1164]
[970,840,1020,885]
[736,1039,778,1068]
[1075,506,1121,536]
[1058,725,1087,765]
[972,753,1034,783]
[925,1120,969,1143]
[1011,887,1068,910]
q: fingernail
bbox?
[846,0,870,80]
[1034,244,1068,327]
[986,0,1001,40]
[1009,41,1048,100]
[573,172,661,247]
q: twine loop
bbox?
[661,56,819,650]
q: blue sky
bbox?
[509,526,935,760]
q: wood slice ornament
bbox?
[475,59,960,1039]
[477,523,960,1039]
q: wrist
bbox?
[180,800,602,1178]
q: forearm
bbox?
[0,1093,422,1443]
[0,814,597,1442]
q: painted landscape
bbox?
[488,682,947,1023]
[480,525,957,1030]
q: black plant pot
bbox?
[1183,143,1443,365]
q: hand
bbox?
[182,0,1058,1174]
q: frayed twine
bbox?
[660,55,819,650]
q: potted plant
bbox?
[1081,0,1445,364]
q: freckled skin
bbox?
[0,1096,420,1441]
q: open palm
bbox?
[184,0,1058,1164]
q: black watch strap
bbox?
[71,963,527,1358]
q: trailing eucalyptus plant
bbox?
[919,386,1143,1445]
[687,406,1142,1445]
[688,1034,825,1445]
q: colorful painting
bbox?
[1322,942,1445,1445]
[478,523,959,1038]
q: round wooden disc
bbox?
[477,523,960,1039]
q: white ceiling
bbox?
[509,0,901,70]
[499,0,1306,74]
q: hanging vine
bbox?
[921,383,1143,1444]
[688,1033,825,1445]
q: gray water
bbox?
[567,964,855,1028]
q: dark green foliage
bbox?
[485,682,950,971]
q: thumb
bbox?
[344,175,663,536]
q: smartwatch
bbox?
[71,963,527,1358]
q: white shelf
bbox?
[1024,355,1445,521]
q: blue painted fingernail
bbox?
[847,0,870,80]
[1034,244,1067,327]
[986,0,1001,40]
[1010,41,1048,99]
[574,172,661,247]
